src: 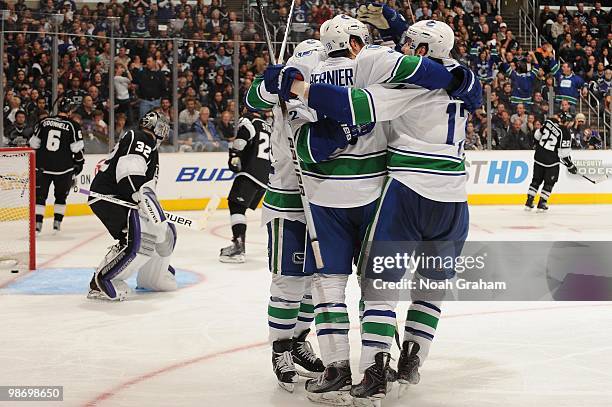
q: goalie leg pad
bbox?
[136,222,178,292]
[96,210,151,300]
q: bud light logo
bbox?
[176,167,236,182]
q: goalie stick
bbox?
[255,0,324,269]
[79,189,205,230]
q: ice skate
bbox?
[36,221,42,234]
[351,352,394,407]
[272,338,298,393]
[397,341,420,397]
[53,220,62,233]
[305,360,352,405]
[537,199,549,212]
[86,274,105,300]
[292,329,324,378]
[219,237,245,263]
[524,195,534,211]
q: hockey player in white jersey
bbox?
[272,15,482,404]
[245,40,329,392]
[264,13,481,405]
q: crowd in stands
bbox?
[1,0,610,153]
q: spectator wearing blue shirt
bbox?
[193,107,228,152]
[550,60,587,106]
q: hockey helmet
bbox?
[404,20,455,59]
[139,109,170,146]
[293,39,324,58]
[57,96,78,114]
[320,14,370,56]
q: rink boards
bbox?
[37,150,612,217]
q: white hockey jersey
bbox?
[308,59,468,202]
[296,45,433,208]
[245,50,323,225]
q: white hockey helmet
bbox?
[404,20,455,59]
[293,39,324,58]
[320,14,370,56]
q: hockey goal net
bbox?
[0,148,35,271]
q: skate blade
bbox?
[306,390,352,406]
[353,396,383,407]
[295,366,323,379]
[536,208,548,213]
[218,255,245,263]
[524,206,533,211]
[278,381,295,393]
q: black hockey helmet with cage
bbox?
[139,109,170,143]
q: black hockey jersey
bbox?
[236,117,272,184]
[33,115,84,174]
[534,119,572,167]
[91,129,159,202]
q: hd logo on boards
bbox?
[466,160,529,184]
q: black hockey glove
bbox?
[228,150,242,173]
[561,157,578,174]
[73,162,84,176]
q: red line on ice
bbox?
[83,302,612,406]
[83,340,269,407]
[0,230,106,289]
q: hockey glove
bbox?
[263,64,284,94]
[228,152,242,173]
[357,3,407,44]
[29,135,41,149]
[447,65,483,113]
[73,162,84,176]
[277,66,305,101]
[562,157,578,174]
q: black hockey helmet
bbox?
[57,96,77,114]
[139,109,170,146]
[558,112,574,125]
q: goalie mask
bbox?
[139,110,170,148]
[404,20,455,59]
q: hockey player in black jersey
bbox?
[29,97,84,233]
[219,111,272,263]
[526,113,578,212]
[87,110,178,301]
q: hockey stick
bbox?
[581,174,609,184]
[78,189,205,231]
[256,0,324,269]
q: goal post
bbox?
[0,147,36,271]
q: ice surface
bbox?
[1,205,612,406]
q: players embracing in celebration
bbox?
[219,110,272,263]
[525,113,577,212]
[29,97,84,233]
[264,8,482,405]
[87,110,177,301]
